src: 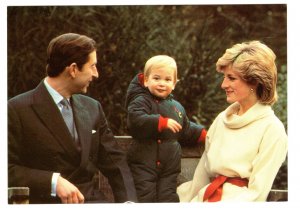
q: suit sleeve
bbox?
[95,103,137,202]
[8,102,53,198]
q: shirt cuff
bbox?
[51,173,60,197]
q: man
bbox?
[8,33,137,203]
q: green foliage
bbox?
[7,5,287,189]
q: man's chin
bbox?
[80,87,88,94]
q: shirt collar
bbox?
[43,78,65,105]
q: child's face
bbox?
[144,67,176,99]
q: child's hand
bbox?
[167,119,182,133]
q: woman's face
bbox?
[221,66,257,106]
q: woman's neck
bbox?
[237,97,258,115]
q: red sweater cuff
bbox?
[197,129,207,144]
[158,116,168,132]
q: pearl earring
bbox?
[250,88,254,93]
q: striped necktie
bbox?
[60,99,80,149]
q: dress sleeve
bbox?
[240,121,288,201]
[177,150,211,202]
[177,118,216,202]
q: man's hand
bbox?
[56,176,84,204]
[166,118,182,133]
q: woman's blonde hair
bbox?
[144,55,178,82]
[216,41,278,105]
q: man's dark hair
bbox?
[46,33,96,77]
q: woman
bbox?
[177,41,287,202]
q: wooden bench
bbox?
[8,136,287,203]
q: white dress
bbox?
[177,102,287,202]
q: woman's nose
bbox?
[221,78,228,89]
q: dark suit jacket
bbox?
[8,81,137,203]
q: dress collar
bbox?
[222,102,273,129]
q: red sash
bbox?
[203,175,248,202]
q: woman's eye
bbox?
[227,75,236,81]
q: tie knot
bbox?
[60,99,70,108]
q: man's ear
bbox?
[68,63,77,78]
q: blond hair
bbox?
[144,55,177,82]
[216,41,278,105]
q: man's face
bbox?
[72,51,98,94]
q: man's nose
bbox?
[93,68,99,78]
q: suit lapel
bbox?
[31,82,80,160]
[71,96,92,168]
